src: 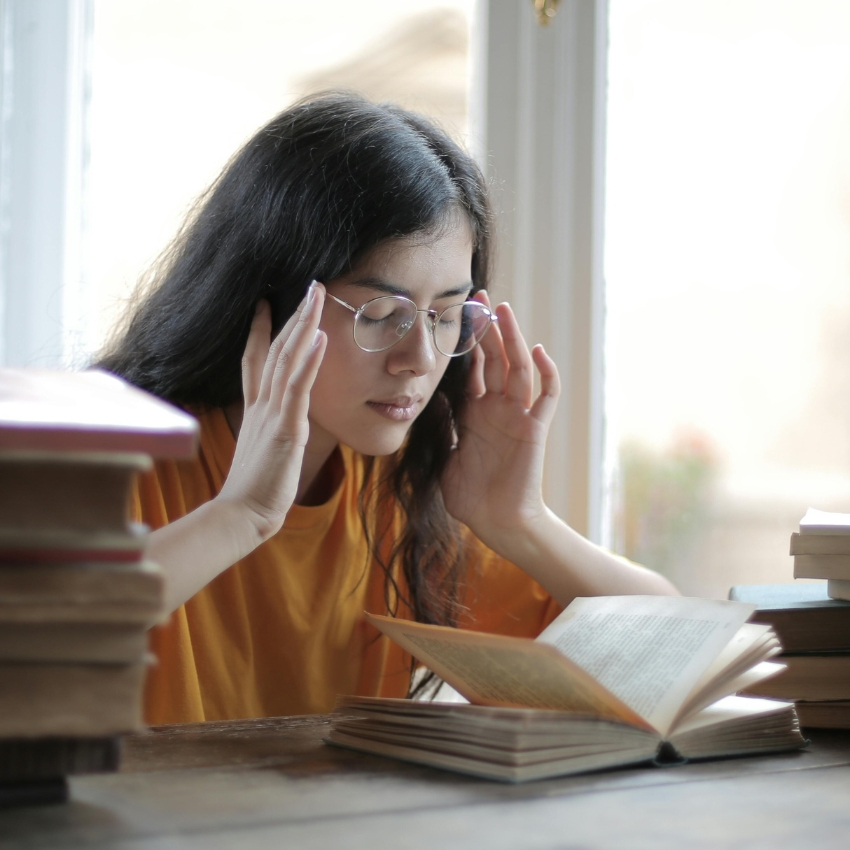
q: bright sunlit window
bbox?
[605,0,850,597]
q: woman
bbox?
[99,92,676,725]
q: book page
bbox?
[365,614,650,729]
[671,624,781,722]
[536,596,755,737]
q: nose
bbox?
[386,310,439,376]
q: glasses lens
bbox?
[435,302,493,356]
[354,296,417,352]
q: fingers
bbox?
[276,329,327,434]
[470,292,560,420]
[529,344,560,425]
[242,300,272,408]
[474,291,509,395]
[255,281,325,411]
[466,344,486,398]
[495,303,534,409]
[269,282,326,411]
[473,293,534,408]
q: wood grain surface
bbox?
[2,715,849,850]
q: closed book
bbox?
[0,736,121,781]
[0,451,150,535]
[0,523,148,564]
[0,561,164,625]
[744,654,850,701]
[790,532,850,556]
[0,368,197,458]
[0,622,149,663]
[828,579,850,602]
[0,663,147,737]
[794,700,850,729]
[727,583,850,653]
[793,554,850,580]
[0,778,68,807]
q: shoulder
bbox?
[134,406,233,528]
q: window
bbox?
[0,0,607,541]
[23,0,845,609]
[605,0,850,597]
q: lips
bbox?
[366,395,423,422]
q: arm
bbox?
[472,505,678,606]
[441,294,678,608]
[147,284,327,614]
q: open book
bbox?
[327,596,806,782]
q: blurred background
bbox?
[604,1,850,597]
[1,0,848,599]
[85,0,475,354]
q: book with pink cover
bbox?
[0,369,198,458]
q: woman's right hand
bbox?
[217,282,327,542]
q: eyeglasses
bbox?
[326,292,496,357]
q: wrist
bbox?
[471,503,555,569]
[209,493,276,555]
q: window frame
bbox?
[473,0,609,541]
[0,0,91,370]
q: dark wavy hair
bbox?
[97,92,493,690]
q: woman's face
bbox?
[308,219,474,459]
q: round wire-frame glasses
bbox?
[326,292,497,357]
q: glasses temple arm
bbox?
[325,292,359,314]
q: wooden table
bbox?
[2,716,850,849]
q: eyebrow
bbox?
[345,276,474,301]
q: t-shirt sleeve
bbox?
[456,528,563,639]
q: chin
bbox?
[341,421,413,458]
[349,434,408,458]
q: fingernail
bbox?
[306,280,318,307]
[311,329,322,348]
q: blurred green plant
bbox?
[614,430,719,577]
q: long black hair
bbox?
[97,92,493,680]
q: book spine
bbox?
[790,532,850,556]
[828,580,850,602]
[793,554,850,580]
[0,737,121,781]
[0,663,147,737]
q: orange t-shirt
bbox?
[136,408,561,725]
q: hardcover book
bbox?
[0,451,151,534]
[727,583,850,653]
[791,511,850,584]
[0,368,195,790]
[0,368,198,457]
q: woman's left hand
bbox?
[441,293,560,548]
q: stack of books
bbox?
[0,369,197,805]
[791,508,850,600]
[730,509,850,729]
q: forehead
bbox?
[337,218,474,295]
